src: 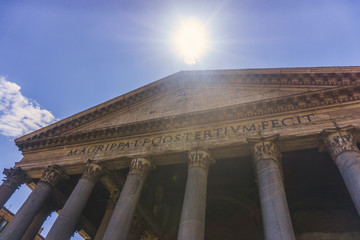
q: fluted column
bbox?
[45,161,103,240]
[322,126,360,215]
[0,168,29,209]
[0,165,64,240]
[177,149,214,240]
[102,157,152,240]
[248,135,295,240]
[94,192,119,240]
[21,202,53,240]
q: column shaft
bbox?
[248,135,295,240]
[177,149,213,240]
[322,126,360,215]
[0,166,63,240]
[94,193,118,240]
[0,168,28,209]
[256,159,295,240]
[21,203,52,240]
[45,162,102,240]
[102,158,152,240]
[0,184,16,209]
[332,151,360,214]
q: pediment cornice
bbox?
[14,66,360,148]
[16,84,360,152]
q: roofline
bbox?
[15,66,360,143]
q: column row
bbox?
[1,126,360,240]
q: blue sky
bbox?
[1,0,360,239]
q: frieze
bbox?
[65,114,314,157]
[15,70,360,148]
[16,84,360,153]
[2,168,30,189]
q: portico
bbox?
[2,66,360,239]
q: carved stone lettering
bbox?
[65,114,315,157]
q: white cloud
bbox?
[0,76,57,137]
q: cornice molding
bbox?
[16,84,360,152]
[14,67,360,151]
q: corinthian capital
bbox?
[321,126,358,159]
[247,135,282,163]
[40,165,66,187]
[81,160,103,182]
[107,191,120,209]
[188,148,214,171]
[129,157,152,178]
[2,167,29,189]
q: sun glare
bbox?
[173,18,209,65]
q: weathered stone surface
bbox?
[0,166,64,240]
[102,158,152,240]
[7,67,360,239]
[177,149,213,240]
[0,167,29,208]
[248,135,295,240]
[45,162,103,240]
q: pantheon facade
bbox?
[1,66,360,240]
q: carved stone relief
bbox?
[322,126,359,159]
[2,168,29,189]
[188,148,214,171]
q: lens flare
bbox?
[173,18,209,65]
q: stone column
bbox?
[0,165,64,240]
[0,168,29,209]
[21,202,53,240]
[248,135,295,240]
[45,161,103,240]
[177,149,214,240]
[102,157,152,240]
[94,192,119,240]
[322,126,360,215]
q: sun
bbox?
[173,18,209,65]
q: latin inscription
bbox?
[67,114,314,156]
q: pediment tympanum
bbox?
[14,66,360,155]
[67,85,320,134]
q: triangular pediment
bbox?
[67,84,323,134]
[15,66,360,150]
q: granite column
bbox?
[177,149,214,240]
[0,168,29,209]
[45,161,103,240]
[0,165,64,240]
[248,135,295,240]
[94,192,119,240]
[102,157,152,240]
[322,126,360,215]
[21,202,53,240]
